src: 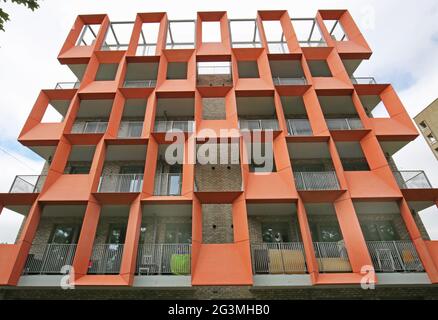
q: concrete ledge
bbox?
[252,274,312,288]
[377,273,431,286]
[133,276,192,288]
[18,275,65,287]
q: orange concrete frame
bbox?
[1,10,438,287]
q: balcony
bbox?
[118,121,143,138]
[22,243,77,275]
[9,175,46,193]
[294,171,340,191]
[239,119,279,131]
[88,244,124,274]
[367,241,424,272]
[287,119,312,136]
[251,242,307,274]
[123,80,157,88]
[136,243,191,275]
[154,173,182,196]
[272,77,307,86]
[54,81,80,89]
[98,174,143,192]
[326,118,363,130]
[393,171,433,189]
[351,77,377,85]
[154,120,194,133]
[71,121,108,134]
[196,62,232,87]
[314,242,352,273]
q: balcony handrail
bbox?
[251,242,307,274]
[154,120,194,132]
[9,175,46,193]
[197,64,231,75]
[350,77,377,85]
[98,173,143,193]
[71,121,108,134]
[23,243,77,275]
[313,241,352,273]
[136,243,192,275]
[123,79,157,88]
[238,119,279,131]
[366,240,424,272]
[294,171,340,191]
[287,119,312,136]
[326,118,363,130]
[88,243,124,274]
[54,81,80,89]
[118,121,144,138]
[272,76,307,85]
[136,43,157,56]
[393,170,432,189]
[154,172,182,196]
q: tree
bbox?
[0,0,40,31]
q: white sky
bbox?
[0,0,437,243]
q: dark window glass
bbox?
[164,223,191,243]
[49,225,79,244]
[262,223,291,243]
[107,224,127,244]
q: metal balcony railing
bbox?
[71,121,108,134]
[54,81,80,89]
[9,175,46,193]
[267,42,289,53]
[118,121,143,138]
[136,44,157,56]
[154,120,194,133]
[393,171,432,189]
[154,173,182,196]
[123,80,157,88]
[287,119,312,136]
[272,77,307,85]
[251,242,307,274]
[294,171,340,190]
[136,243,191,275]
[350,77,377,85]
[98,174,143,192]
[239,119,279,131]
[326,118,363,130]
[23,243,77,275]
[197,64,231,75]
[313,242,352,273]
[88,244,124,274]
[366,241,424,272]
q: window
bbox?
[164,223,191,243]
[120,166,144,174]
[427,133,437,144]
[107,224,127,244]
[311,223,342,242]
[294,163,326,172]
[49,225,80,244]
[419,121,428,130]
[361,221,399,241]
[262,223,291,243]
[69,165,91,174]
[139,225,148,245]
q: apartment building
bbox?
[1,10,438,299]
[415,98,438,160]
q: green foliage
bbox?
[0,0,40,31]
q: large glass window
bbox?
[262,223,291,243]
[164,223,191,243]
[49,225,80,244]
[311,223,342,242]
[107,224,127,244]
[361,221,399,241]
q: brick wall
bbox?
[202,204,233,244]
[202,97,226,120]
